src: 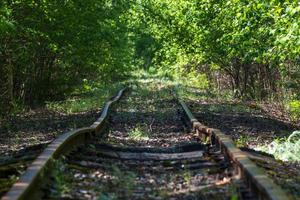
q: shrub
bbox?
[256,131,300,161]
[287,100,300,120]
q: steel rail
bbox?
[2,87,291,200]
[2,88,126,200]
[178,99,290,200]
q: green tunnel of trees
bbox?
[1,0,300,115]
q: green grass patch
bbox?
[49,159,71,198]
[287,100,300,121]
[175,83,236,103]
[176,85,209,101]
[128,124,149,140]
[203,104,254,114]
[235,135,251,148]
[255,131,300,161]
[46,83,122,114]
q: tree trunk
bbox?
[0,40,14,114]
[7,61,13,106]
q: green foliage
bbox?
[50,159,70,197]
[130,0,300,100]
[1,0,299,117]
[287,100,300,121]
[256,131,300,161]
[227,182,239,200]
[46,83,122,114]
[235,135,251,148]
[128,124,149,140]
[0,0,134,111]
[183,170,191,185]
[184,72,209,90]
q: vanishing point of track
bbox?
[2,85,290,200]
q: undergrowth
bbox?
[98,165,136,200]
[50,159,70,197]
[256,131,300,161]
[287,100,300,121]
[128,124,149,140]
[46,83,122,114]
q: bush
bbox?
[184,72,209,90]
[256,131,300,161]
[287,100,300,120]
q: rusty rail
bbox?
[2,87,291,200]
[2,88,126,200]
[178,99,290,200]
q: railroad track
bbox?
[2,83,290,200]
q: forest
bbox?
[1,0,299,114]
[0,0,300,199]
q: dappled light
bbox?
[1,0,299,199]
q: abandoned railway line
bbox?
[2,83,290,200]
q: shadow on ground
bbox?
[0,109,100,155]
[189,102,297,147]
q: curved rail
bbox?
[2,87,291,200]
[178,99,290,200]
[2,88,126,200]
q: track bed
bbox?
[4,82,288,200]
[41,84,247,200]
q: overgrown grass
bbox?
[286,100,300,121]
[128,124,149,140]
[256,131,300,161]
[202,104,255,114]
[175,84,236,102]
[235,135,251,148]
[46,83,123,114]
[50,159,70,197]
